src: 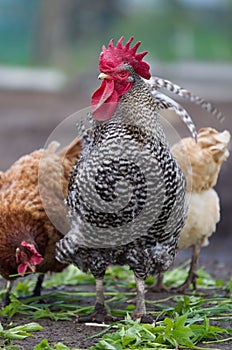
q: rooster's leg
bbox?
[78,276,116,323]
[95,277,104,305]
[2,280,14,308]
[133,276,146,317]
[132,276,153,323]
[172,243,201,292]
[150,273,170,292]
[32,274,45,297]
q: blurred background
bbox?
[0,0,231,262]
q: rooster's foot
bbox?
[132,311,154,324]
[78,302,117,324]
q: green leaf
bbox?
[0,322,42,341]
[33,340,73,350]
[9,322,43,332]
[94,339,122,350]
[33,339,53,349]
[55,343,72,350]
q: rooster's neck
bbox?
[110,77,163,140]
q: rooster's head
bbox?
[15,241,44,276]
[92,36,151,121]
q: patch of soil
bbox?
[1,258,231,349]
[10,319,103,349]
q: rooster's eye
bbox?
[118,71,128,78]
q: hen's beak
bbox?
[27,262,36,273]
[98,72,111,80]
[15,247,20,263]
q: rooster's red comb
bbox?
[99,36,151,80]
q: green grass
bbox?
[90,314,232,350]
[0,264,231,349]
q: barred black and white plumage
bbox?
[149,76,225,124]
[150,90,198,142]
[56,36,192,322]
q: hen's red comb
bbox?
[99,36,151,80]
[21,241,43,265]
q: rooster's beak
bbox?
[98,73,111,80]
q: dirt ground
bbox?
[0,89,231,349]
[0,257,231,349]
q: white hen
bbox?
[153,127,230,292]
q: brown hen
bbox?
[0,137,82,306]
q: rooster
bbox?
[0,138,82,307]
[152,127,230,292]
[55,36,197,322]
